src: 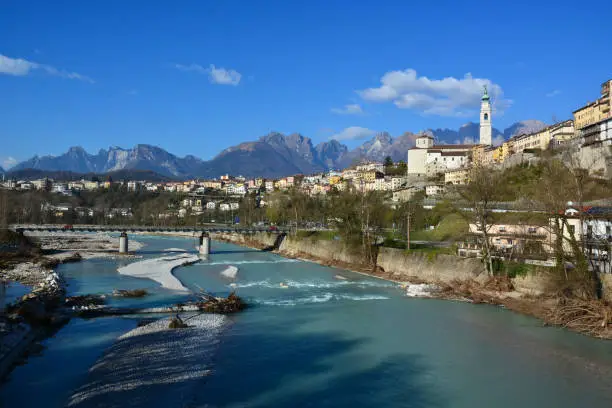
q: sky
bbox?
[1,0,611,168]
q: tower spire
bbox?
[479,85,492,145]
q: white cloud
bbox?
[0,54,94,83]
[546,89,561,97]
[175,63,241,86]
[330,126,376,141]
[1,156,18,170]
[358,69,511,117]
[331,104,363,115]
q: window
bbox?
[568,225,576,235]
[484,113,489,121]
[606,225,611,235]
[528,227,537,234]
[499,226,506,232]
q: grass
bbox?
[410,214,469,242]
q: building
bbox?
[581,116,612,148]
[425,184,445,197]
[549,120,576,148]
[444,167,470,185]
[408,134,472,176]
[480,86,492,145]
[356,162,385,173]
[573,79,612,130]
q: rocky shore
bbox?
[0,231,145,379]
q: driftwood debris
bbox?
[195,291,245,313]
[112,289,148,298]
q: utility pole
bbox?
[406,212,410,250]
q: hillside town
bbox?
[3,79,611,218]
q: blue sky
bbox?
[1,0,610,168]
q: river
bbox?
[1,235,611,407]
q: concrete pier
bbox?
[199,232,210,255]
[119,232,129,253]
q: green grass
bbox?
[410,214,468,242]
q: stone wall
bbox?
[277,236,367,267]
[510,270,554,296]
[209,232,280,250]
[376,247,486,283]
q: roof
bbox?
[431,144,474,149]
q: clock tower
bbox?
[479,86,492,145]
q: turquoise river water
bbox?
[1,235,611,407]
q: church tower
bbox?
[479,86,492,145]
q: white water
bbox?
[405,283,439,298]
[206,259,299,266]
[68,315,228,407]
[117,254,199,292]
[258,292,390,306]
[220,266,239,279]
[232,278,394,289]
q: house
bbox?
[206,202,216,210]
[425,184,445,197]
[219,203,231,212]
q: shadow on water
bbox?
[64,311,444,408]
[198,312,445,408]
[210,249,263,255]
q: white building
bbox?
[356,162,384,173]
[425,184,445,197]
[479,86,492,146]
[206,202,216,210]
[219,203,230,212]
[407,134,472,176]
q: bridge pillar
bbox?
[119,232,129,254]
[199,232,210,255]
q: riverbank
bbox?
[209,232,612,340]
[1,231,145,380]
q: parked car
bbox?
[62,224,73,230]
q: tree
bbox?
[384,156,393,168]
[453,166,506,275]
[529,152,605,299]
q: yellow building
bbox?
[492,146,503,163]
[500,141,512,162]
[471,145,485,166]
[359,170,383,182]
[601,79,611,118]
[573,79,612,129]
[574,101,604,130]
[201,180,223,189]
[328,175,342,185]
[444,168,470,185]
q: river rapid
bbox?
[1,235,611,407]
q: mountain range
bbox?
[9,120,546,179]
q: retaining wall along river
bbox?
[210,232,612,300]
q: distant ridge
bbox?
[10,120,546,179]
[7,168,174,182]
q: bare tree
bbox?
[453,166,506,275]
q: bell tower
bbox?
[479,85,492,145]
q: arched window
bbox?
[484,113,489,121]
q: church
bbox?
[407,87,492,176]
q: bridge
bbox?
[10,224,289,255]
[11,224,290,235]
